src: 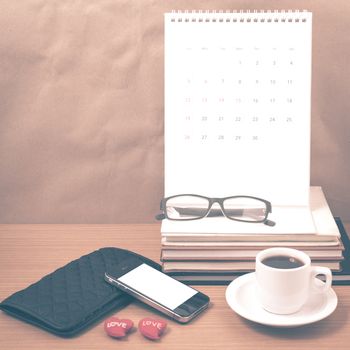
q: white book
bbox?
[161,249,343,261]
[161,187,340,242]
[162,260,341,273]
[161,237,342,248]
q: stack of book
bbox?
[160,187,348,284]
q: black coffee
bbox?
[262,255,304,269]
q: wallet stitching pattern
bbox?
[0,247,159,336]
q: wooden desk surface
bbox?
[0,224,349,350]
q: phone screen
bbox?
[118,263,198,310]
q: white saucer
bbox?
[225,272,338,327]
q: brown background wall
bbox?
[0,0,349,223]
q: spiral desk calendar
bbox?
[164,10,312,212]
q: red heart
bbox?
[138,317,167,340]
[104,317,134,338]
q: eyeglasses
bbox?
[156,195,275,226]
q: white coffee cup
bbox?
[255,247,332,315]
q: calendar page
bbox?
[164,11,312,206]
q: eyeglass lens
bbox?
[222,197,266,222]
[166,195,209,220]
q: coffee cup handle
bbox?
[310,266,332,293]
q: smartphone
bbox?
[104,258,210,323]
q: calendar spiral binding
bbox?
[168,9,311,23]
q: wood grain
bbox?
[0,224,349,350]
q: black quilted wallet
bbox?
[0,247,160,337]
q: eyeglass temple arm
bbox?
[264,202,275,226]
[155,199,167,220]
[156,207,276,225]
[155,213,166,220]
